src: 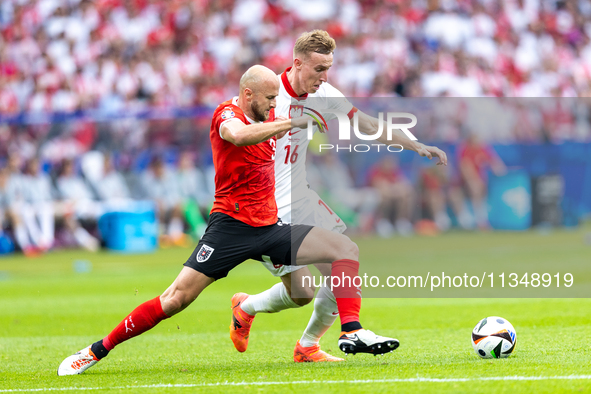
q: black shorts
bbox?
[184,212,313,280]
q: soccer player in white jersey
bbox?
[230,30,447,362]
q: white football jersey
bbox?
[274,68,354,222]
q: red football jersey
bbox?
[210,97,278,227]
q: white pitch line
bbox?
[2,375,591,392]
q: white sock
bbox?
[299,285,339,347]
[241,282,300,315]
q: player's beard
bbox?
[251,100,269,122]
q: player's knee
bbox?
[161,297,182,316]
[340,238,359,261]
[161,292,194,316]
[325,234,359,262]
[287,279,315,306]
[291,296,314,306]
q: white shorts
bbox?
[262,189,346,277]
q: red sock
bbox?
[103,296,169,350]
[331,259,362,326]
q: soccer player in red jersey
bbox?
[458,133,506,229]
[57,65,398,376]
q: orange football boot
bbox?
[293,340,345,362]
[230,293,255,352]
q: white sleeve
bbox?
[321,83,355,121]
[218,118,243,140]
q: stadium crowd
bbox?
[0,149,215,255]
[1,0,591,254]
[1,0,591,114]
[0,127,524,255]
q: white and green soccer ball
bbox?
[471,316,516,359]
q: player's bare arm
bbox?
[354,111,448,165]
[221,113,315,146]
[221,117,292,147]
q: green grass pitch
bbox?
[1,226,590,393]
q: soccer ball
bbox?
[471,316,516,359]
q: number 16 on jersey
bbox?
[284,144,299,164]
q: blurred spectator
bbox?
[21,157,55,251]
[0,166,10,233]
[458,133,507,229]
[140,157,186,246]
[55,158,101,251]
[97,154,132,200]
[420,163,452,231]
[367,156,414,237]
[82,151,134,209]
[419,162,474,231]
[0,157,38,256]
[176,151,211,238]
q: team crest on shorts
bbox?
[196,244,214,262]
[221,109,235,120]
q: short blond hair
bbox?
[293,30,336,59]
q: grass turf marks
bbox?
[1,226,590,393]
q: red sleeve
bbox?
[347,107,358,119]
